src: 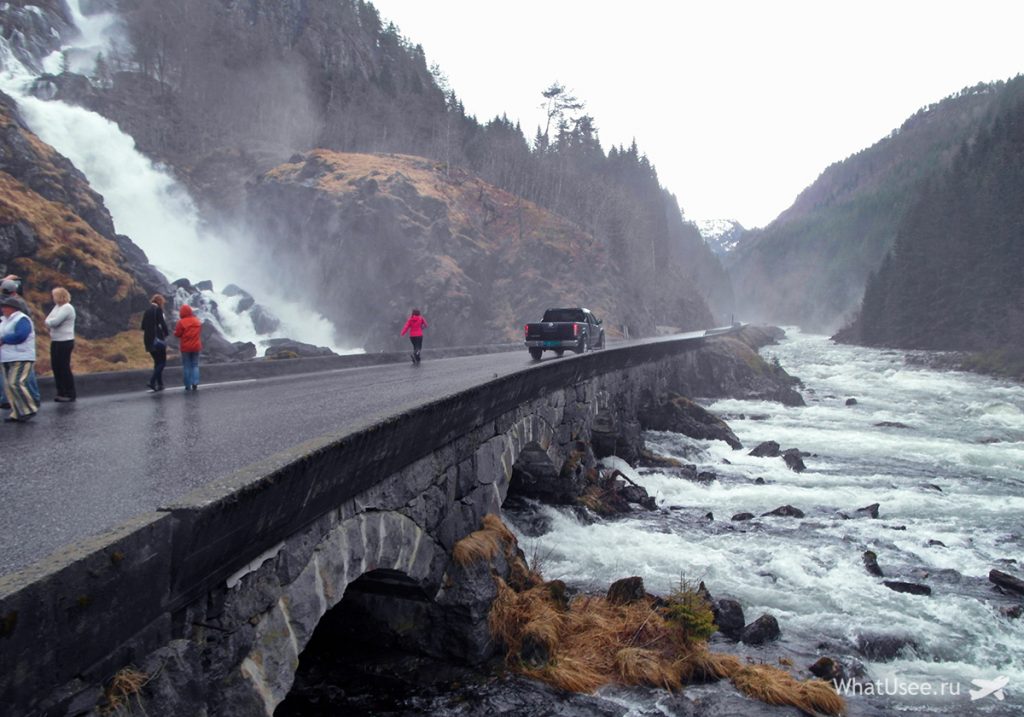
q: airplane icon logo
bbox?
[969,676,1009,702]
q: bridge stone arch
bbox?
[228,509,447,713]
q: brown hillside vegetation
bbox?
[0,91,166,369]
[255,151,664,350]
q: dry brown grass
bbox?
[100,666,150,715]
[731,663,846,716]
[489,552,846,716]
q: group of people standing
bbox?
[1,289,425,423]
[138,294,203,392]
[0,279,208,424]
[0,276,78,422]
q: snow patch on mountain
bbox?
[695,218,747,255]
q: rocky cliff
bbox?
[0,90,168,370]
[248,151,680,350]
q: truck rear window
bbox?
[542,309,586,323]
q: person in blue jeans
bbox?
[173,304,203,390]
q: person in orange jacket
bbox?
[400,308,428,364]
[174,304,203,391]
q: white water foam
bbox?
[513,330,1024,714]
[0,6,356,354]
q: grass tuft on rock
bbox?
[486,518,845,716]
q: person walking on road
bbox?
[0,295,38,422]
[44,286,76,402]
[174,303,203,391]
[141,294,169,391]
[400,308,428,364]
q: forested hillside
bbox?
[37,0,729,342]
[835,80,1024,377]
[726,81,1015,332]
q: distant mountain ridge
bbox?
[726,81,1016,333]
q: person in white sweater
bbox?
[44,286,76,402]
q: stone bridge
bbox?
[0,327,791,716]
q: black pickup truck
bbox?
[524,307,605,360]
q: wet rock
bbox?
[264,338,335,358]
[808,656,845,682]
[619,484,657,510]
[501,495,552,537]
[1001,605,1023,620]
[863,551,884,577]
[990,569,1024,596]
[509,444,575,505]
[196,279,214,292]
[704,511,714,521]
[223,284,256,312]
[782,449,806,472]
[753,477,766,485]
[928,540,946,547]
[875,421,911,429]
[638,393,742,449]
[748,441,781,458]
[731,512,755,522]
[740,613,780,645]
[591,411,642,464]
[856,633,917,661]
[883,581,931,596]
[921,484,943,492]
[845,398,858,406]
[607,576,646,605]
[637,448,683,469]
[856,503,880,519]
[761,505,805,519]
[251,304,282,334]
[696,471,718,483]
[712,599,745,640]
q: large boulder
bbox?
[740,614,780,645]
[638,393,742,449]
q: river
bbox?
[281,330,1023,716]
[518,329,1024,715]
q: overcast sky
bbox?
[370,0,1024,228]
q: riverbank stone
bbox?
[740,614,780,645]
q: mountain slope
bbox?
[835,81,1024,376]
[249,151,715,350]
[727,81,1016,332]
[0,90,168,370]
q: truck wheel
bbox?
[529,348,543,361]
[574,335,586,354]
[555,349,565,357]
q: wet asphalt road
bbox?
[0,349,546,577]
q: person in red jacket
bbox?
[174,304,203,391]
[400,308,428,364]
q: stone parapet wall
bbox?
[0,327,794,715]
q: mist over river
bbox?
[513,330,1023,715]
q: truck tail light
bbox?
[524,325,529,338]
[574,323,580,337]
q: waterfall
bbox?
[0,1,355,354]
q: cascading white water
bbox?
[0,1,356,354]
[513,331,1023,715]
